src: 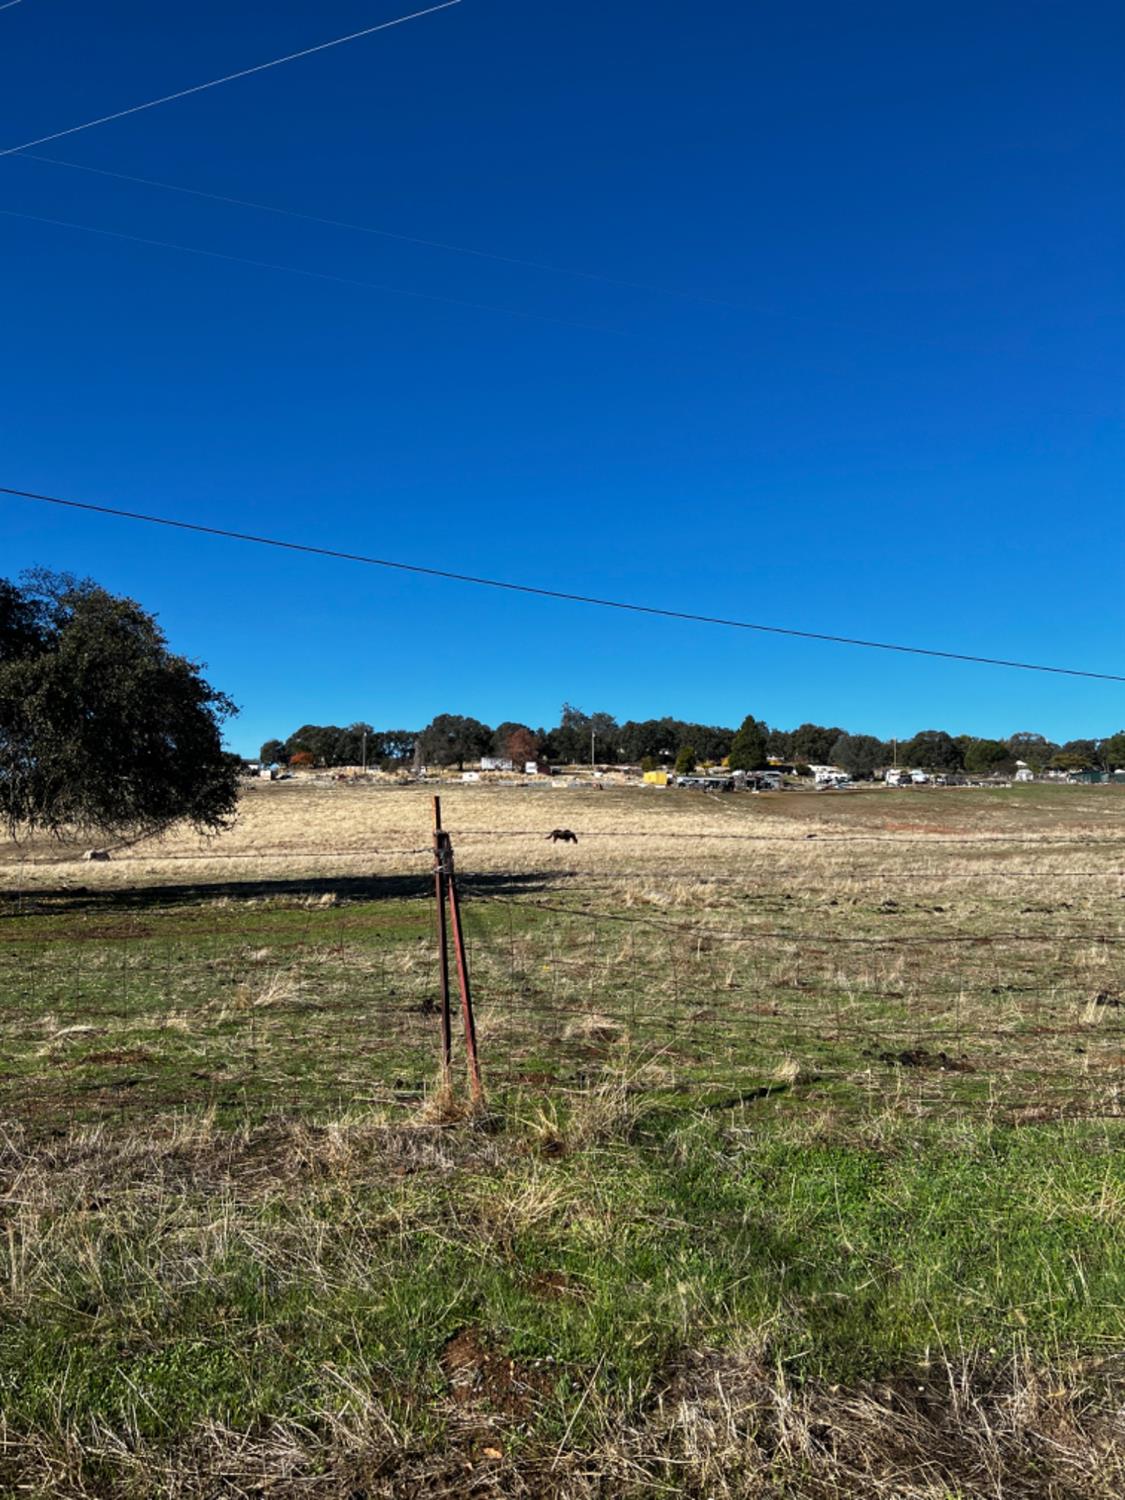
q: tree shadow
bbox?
[0,868,560,917]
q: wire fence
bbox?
[2,815,1124,1133]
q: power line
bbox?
[3,483,1123,682]
[6,483,1125,684]
[0,207,615,333]
[0,2,461,158]
[14,151,756,316]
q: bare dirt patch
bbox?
[441,1328,556,1420]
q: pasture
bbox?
[1,780,1123,1496]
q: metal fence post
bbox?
[432,796,453,1089]
[443,835,484,1102]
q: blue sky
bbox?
[2,0,1122,756]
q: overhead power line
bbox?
[15,151,752,315]
[3,484,1122,683]
[0,2,460,158]
[0,206,615,333]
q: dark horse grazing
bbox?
[546,829,579,844]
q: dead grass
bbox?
[4,778,1124,891]
[2,783,1124,1494]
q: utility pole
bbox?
[892,737,898,768]
[591,727,596,775]
[361,730,367,773]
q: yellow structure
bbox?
[643,770,670,787]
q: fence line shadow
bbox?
[1,868,561,917]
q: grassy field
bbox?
[1,780,1123,1496]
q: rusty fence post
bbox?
[444,834,484,1102]
[433,796,454,1089]
[431,795,484,1102]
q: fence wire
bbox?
[3,801,1125,1135]
[3,880,1122,1134]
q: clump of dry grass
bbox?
[610,1346,1125,1500]
[3,1348,1119,1499]
[562,1013,625,1046]
[522,1060,667,1155]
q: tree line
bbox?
[260,708,1125,777]
[8,564,1121,853]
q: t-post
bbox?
[430,794,483,1102]
[432,795,453,1088]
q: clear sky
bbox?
[2,0,1122,757]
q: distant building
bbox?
[480,756,514,771]
[811,765,849,786]
[1014,761,1034,782]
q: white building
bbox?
[811,765,849,786]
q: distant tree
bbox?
[640,754,658,774]
[418,713,492,770]
[1059,738,1103,769]
[829,733,884,779]
[1101,730,1125,769]
[674,745,697,776]
[259,738,287,766]
[620,720,655,762]
[589,710,620,761]
[620,718,680,763]
[789,723,846,764]
[552,703,590,763]
[0,571,239,841]
[550,704,620,763]
[505,725,539,765]
[359,730,389,765]
[900,729,964,772]
[728,714,768,771]
[342,722,375,766]
[284,725,332,765]
[963,738,1014,776]
[684,723,734,762]
[380,730,417,764]
[492,723,543,768]
[766,727,793,760]
[491,722,533,759]
[1048,752,1096,772]
[289,750,315,769]
[1006,732,1058,773]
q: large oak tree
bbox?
[0,572,239,841]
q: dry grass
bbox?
[1,1108,1121,1498]
[4,776,1124,891]
[4,1353,1120,1498]
[2,782,1124,1494]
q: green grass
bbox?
[2,1099,1122,1495]
[3,796,1125,1495]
